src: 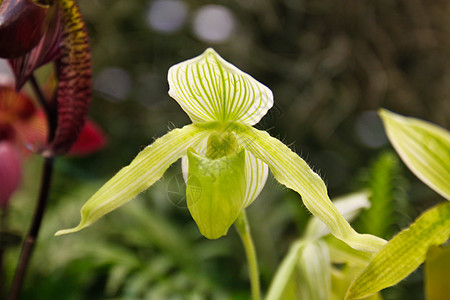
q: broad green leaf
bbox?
[168,48,273,125]
[266,241,305,300]
[331,266,382,300]
[186,148,246,239]
[425,245,450,300]
[236,126,386,252]
[379,109,450,200]
[346,201,450,299]
[297,240,331,300]
[266,241,331,300]
[55,124,209,235]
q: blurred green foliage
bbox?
[3,0,450,298]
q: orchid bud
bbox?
[0,0,48,58]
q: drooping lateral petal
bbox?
[168,48,273,125]
[304,192,371,241]
[346,202,450,300]
[379,109,450,200]
[236,126,387,252]
[41,0,92,156]
[55,124,209,235]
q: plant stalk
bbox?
[235,210,261,300]
[8,73,56,300]
[0,206,8,298]
[7,157,54,300]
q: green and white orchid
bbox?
[56,48,385,253]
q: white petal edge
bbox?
[168,48,273,125]
[236,127,387,252]
[243,150,269,207]
[55,124,209,235]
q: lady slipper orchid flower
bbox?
[56,49,386,252]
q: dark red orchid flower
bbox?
[0,0,92,157]
[0,84,106,206]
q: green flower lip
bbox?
[56,48,386,253]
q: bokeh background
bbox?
[3,0,450,299]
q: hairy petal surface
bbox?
[168,48,273,125]
[236,126,387,252]
[346,202,450,299]
[55,124,209,235]
[379,109,450,200]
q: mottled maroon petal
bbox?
[41,0,92,157]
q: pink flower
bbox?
[0,83,106,206]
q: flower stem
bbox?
[8,157,54,300]
[235,210,260,300]
[8,73,56,300]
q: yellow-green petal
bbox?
[168,48,273,125]
[55,124,209,235]
[236,126,387,252]
[379,109,450,200]
[186,148,247,239]
[346,201,450,299]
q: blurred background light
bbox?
[94,67,132,102]
[147,0,188,34]
[192,5,235,43]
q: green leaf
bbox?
[168,48,273,125]
[346,201,450,299]
[266,241,305,300]
[356,152,403,239]
[236,126,386,252]
[266,241,331,300]
[186,148,247,239]
[425,245,450,300]
[379,109,450,200]
[55,124,209,235]
[297,240,331,300]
